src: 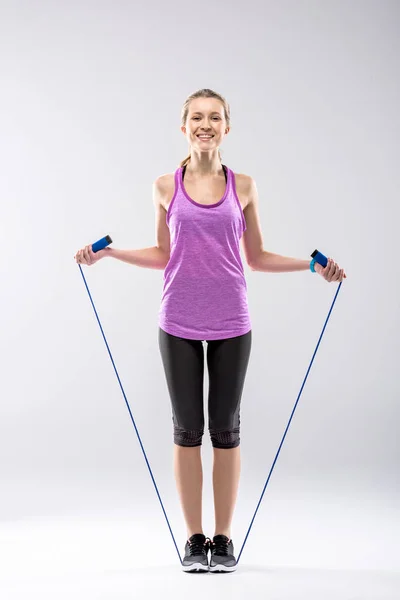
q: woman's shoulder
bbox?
[154,171,176,189]
[153,172,176,211]
[231,171,255,202]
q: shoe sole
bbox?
[182,562,209,573]
[209,563,237,573]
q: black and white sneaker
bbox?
[209,534,237,572]
[182,533,211,573]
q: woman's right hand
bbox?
[74,244,108,266]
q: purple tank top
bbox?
[158,164,252,340]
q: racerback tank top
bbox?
[158,164,252,340]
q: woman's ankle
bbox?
[187,530,205,538]
[213,531,231,539]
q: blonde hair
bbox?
[179,88,231,168]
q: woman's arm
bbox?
[75,177,171,270]
[241,176,346,280]
[105,245,168,269]
[250,251,310,273]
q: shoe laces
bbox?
[188,534,210,556]
[211,534,230,556]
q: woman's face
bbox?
[182,97,229,153]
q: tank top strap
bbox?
[180,164,228,182]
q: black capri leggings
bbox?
[158,327,252,449]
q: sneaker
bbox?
[209,534,237,573]
[182,533,211,573]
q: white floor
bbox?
[1,517,399,600]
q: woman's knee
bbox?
[174,424,204,447]
[209,427,240,449]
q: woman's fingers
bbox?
[314,257,347,282]
[325,258,334,280]
[75,246,93,265]
[75,244,101,265]
[331,262,339,281]
[324,258,336,282]
[333,267,342,282]
[82,245,91,264]
[332,263,341,282]
[329,262,346,282]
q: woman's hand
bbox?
[74,244,108,265]
[314,257,347,282]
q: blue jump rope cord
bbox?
[237,280,342,563]
[78,261,341,565]
[78,264,183,565]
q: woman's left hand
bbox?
[314,258,347,282]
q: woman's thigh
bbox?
[206,330,252,431]
[158,327,205,431]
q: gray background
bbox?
[1,0,399,597]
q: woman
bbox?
[75,88,346,573]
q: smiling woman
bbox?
[74,87,346,573]
[155,88,345,573]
